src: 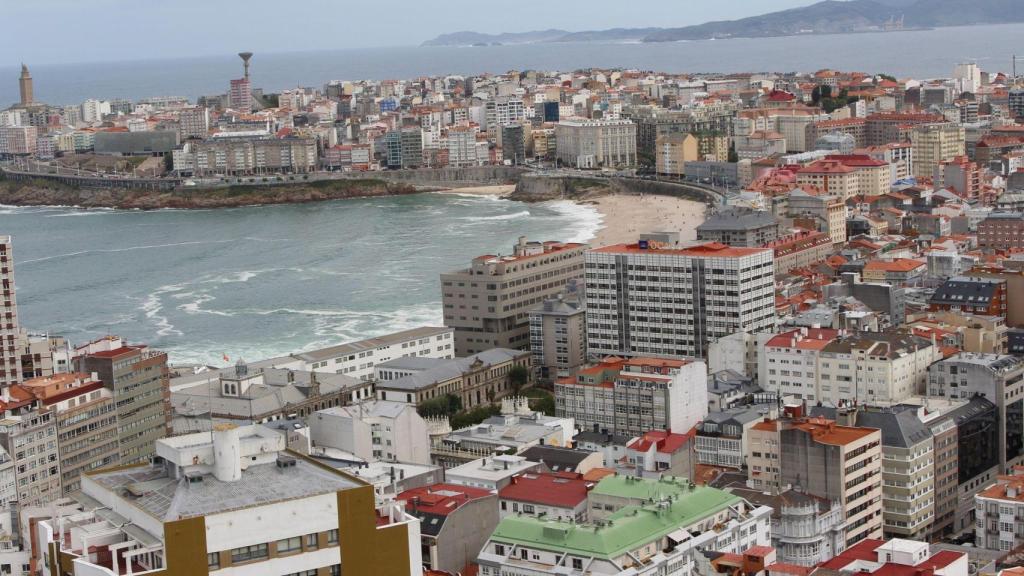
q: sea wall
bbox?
[511,174,723,205]
[0,173,419,209]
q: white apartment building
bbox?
[817,332,938,407]
[296,326,454,381]
[585,242,776,359]
[37,424,422,576]
[485,98,525,134]
[555,357,708,437]
[555,118,637,168]
[80,99,111,123]
[975,468,1024,552]
[308,400,431,465]
[759,327,840,403]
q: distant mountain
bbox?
[421,0,1024,47]
[421,29,570,47]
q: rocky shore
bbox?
[0,175,420,209]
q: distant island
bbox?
[422,0,1023,46]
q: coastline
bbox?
[586,193,705,247]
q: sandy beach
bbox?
[588,193,707,247]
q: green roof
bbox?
[490,484,741,559]
[589,475,691,501]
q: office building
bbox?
[74,336,170,465]
[555,357,707,437]
[554,118,637,168]
[37,425,422,576]
[441,238,587,356]
[585,242,776,359]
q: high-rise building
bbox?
[36,425,423,576]
[1008,89,1024,120]
[747,412,884,548]
[74,336,170,465]
[585,242,776,359]
[441,238,587,356]
[0,238,20,389]
[228,77,252,112]
[177,106,209,140]
[910,123,966,179]
[529,291,587,381]
[18,64,32,106]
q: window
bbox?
[327,529,339,545]
[305,533,318,550]
[277,536,301,554]
[207,552,220,570]
[330,566,341,576]
[284,571,317,576]
[230,544,268,564]
[573,558,584,570]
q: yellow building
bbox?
[910,123,966,179]
[655,132,698,176]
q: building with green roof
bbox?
[476,477,772,575]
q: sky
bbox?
[1,0,817,66]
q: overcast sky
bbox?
[2,0,817,66]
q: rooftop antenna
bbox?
[238,52,253,81]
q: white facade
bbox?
[585,243,776,359]
[308,401,431,465]
[299,326,454,381]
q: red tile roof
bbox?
[498,473,592,508]
[398,484,493,516]
[628,430,694,454]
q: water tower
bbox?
[238,52,253,81]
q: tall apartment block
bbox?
[747,411,884,548]
[0,237,20,388]
[441,238,587,357]
[74,336,170,465]
[528,290,586,381]
[585,242,776,359]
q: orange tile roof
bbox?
[863,259,924,273]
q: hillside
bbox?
[421,0,1024,46]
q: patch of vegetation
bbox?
[450,404,502,430]
[522,387,555,416]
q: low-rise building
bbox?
[726,486,845,567]
[498,472,592,523]
[478,478,771,576]
[929,277,1008,318]
[375,348,531,409]
[818,538,968,576]
[399,483,498,574]
[295,326,455,380]
[445,454,546,491]
[695,406,767,470]
[696,208,780,248]
[978,212,1024,251]
[622,430,698,480]
[308,400,431,465]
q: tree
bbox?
[728,143,739,163]
[877,73,897,83]
[509,365,530,395]
[416,394,462,418]
[811,85,822,104]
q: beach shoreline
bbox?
[585,193,706,247]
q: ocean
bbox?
[2,23,1024,106]
[0,193,602,365]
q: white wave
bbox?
[19,239,237,265]
[177,293,234,317]
[541,200,604,244]
[139,284,185,338]
[460,210,531,221]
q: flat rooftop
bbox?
[88,457,360,521]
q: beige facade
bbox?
[747,415,884,548]
[0,238,20,388]
[655,132,698,176]
[75,336,170,465]
[441,238,587,357]
[555,118,637,168]
[910,123,966,179]
[175,135,317,175]
[376,349,531,409]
